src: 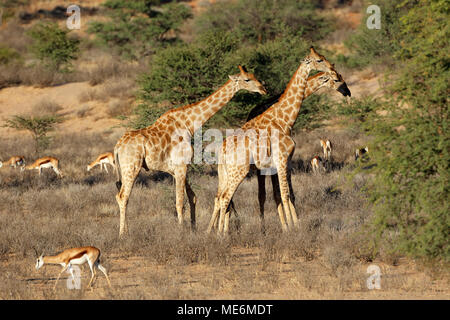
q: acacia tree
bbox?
[28,21,80,72]
[3,115,63,154]
[88,0,192,59]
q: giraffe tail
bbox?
[114,149,122,191]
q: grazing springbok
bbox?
[0,156,25,169]
[355,146,369,161]
[320,139,332,161]
[311,155,325,174]
[87,152,115,173]
[35,246,112,290]
[22,156,63,178]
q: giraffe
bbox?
[207,47,350,235]
[114,66,266,237]
[210,71,350,233]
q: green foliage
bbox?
[3,115,63,154]
[195,0,332,44]
[0,46,20,65]
[133,0,334,129]
[338,0,408,68]
[88,0,192,59]
[336,97,382,123]
[27,22,80,72]
[357,0,449,262]
[293,94,333,131]
[137,30,313,128]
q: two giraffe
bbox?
[114,47,350,237]
[222,71,350,233]
[113,66,266,237]
[207,48,350,235]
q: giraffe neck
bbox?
[270,61,312,133]
[169,80,238,135]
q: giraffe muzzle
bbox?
[337,82,351,97]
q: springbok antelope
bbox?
[0,156,25,169]
[35,246,112,290]
[320,139,332,161]
[87,152,115,173]
[22,156,63,178]
[311,156,325,174]
[355,146,369,161]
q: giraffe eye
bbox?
[244,79,250,82]
[316,59,323,63]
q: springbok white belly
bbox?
[69,254,90,266]
[39,163,54,169]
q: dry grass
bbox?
[0,129,447,299]
[31,99,63,116]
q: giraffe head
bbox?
[310,71,351,97]
[304,47,351,97]
[228,65,267,95]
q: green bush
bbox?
[0,46,20,65]
[136,33,315,128]
[195,0,332,44]
[359,0,449,262]
[132,0,334,129]
[28,22,80,72]
[336,97,382,123]
[88,0,192,59]
[338,0,409,68]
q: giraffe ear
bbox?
[238,65,247,74]
[229,74,239,81]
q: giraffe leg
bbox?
[271,173,288,232]
[217,167,248,235]
[257,169,266,233]
[287,157,298,227]
[207,163,227,234]
[277,163,297,230]
[174,166,188,226]
[116,165,140,238]
[207,196,220,234]
[185,180,197,231]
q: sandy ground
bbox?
[0,81,124,138]
[2,248,448,300]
